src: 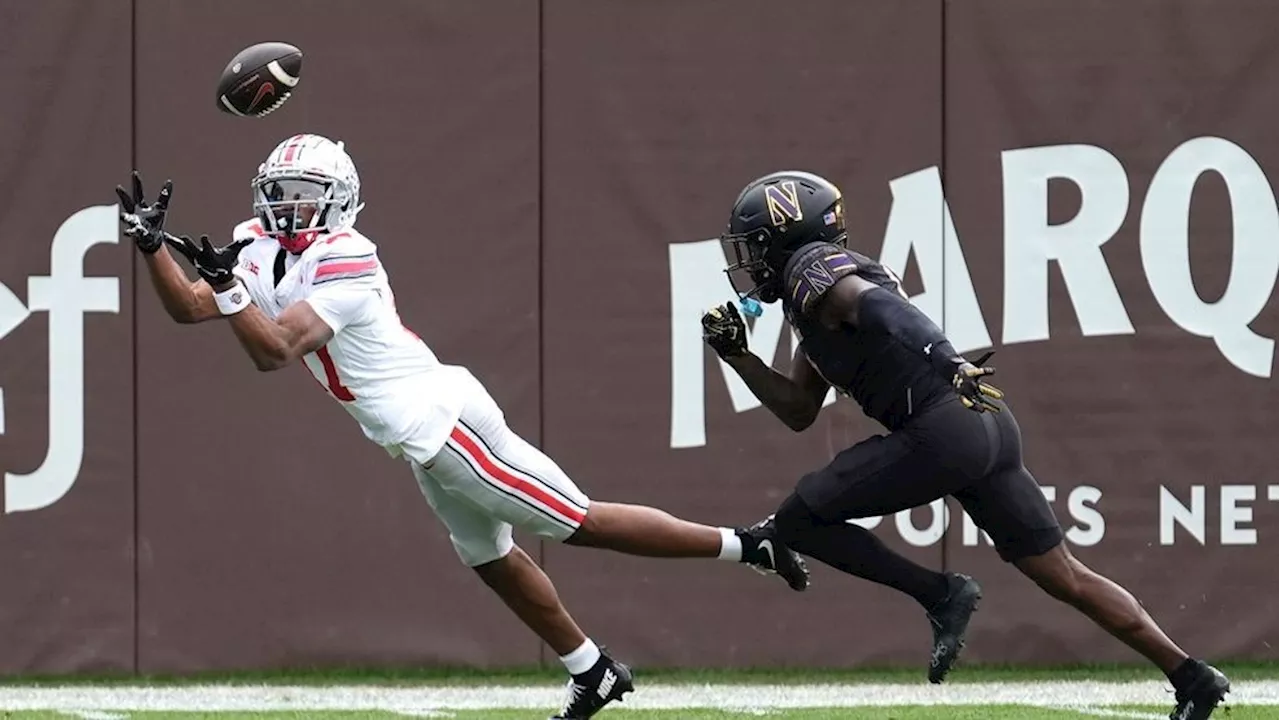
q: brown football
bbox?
[216,42,303,117]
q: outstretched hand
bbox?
[115,171,173,254]
[166,234,252,290]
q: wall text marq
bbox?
[670,138,1278,450]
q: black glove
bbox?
[166,234,253,290]
[701,302,749,359]
[115,171,172,254]
[951,351,1005,413]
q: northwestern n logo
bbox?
[803,260,835,294]
[764,181,802,226]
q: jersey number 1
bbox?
[315,346,355,401]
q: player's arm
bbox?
[115,171,219,323]
[141,246,220,324]
[785,243,966,372]
[223,265,376,371]
[785,242,1001,411]
[701,303,829,432]
[818,273,1003,411]
[223,301,334,372]
[725,348,830,432]
[165,232,377,372]
[818,274,963,373]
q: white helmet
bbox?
[252,133,365,253]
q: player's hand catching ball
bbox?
[166,234,252,291]
[952,351,1004,413]
[115,171,172,254]
[702,302,748,359]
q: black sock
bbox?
[1168,657,1200,689]
[786,520,951,609]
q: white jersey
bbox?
[230,219,471,459]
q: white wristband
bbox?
[214,282,252,316]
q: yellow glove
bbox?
[701,302,749,359]
[953,351,1005,413]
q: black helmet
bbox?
[721,170,846,303]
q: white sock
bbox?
[559,638,601,676]
[717,527,743,562]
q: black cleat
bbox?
[549,650,635,720]
[1169,660,1230,720]
[925,572,982,684]
[740,516,810,592]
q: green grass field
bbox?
[0,665,1273,719]
[0,709,1277,720]
[1,708,1277,719]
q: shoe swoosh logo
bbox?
[759,539,775,568]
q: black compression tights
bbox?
[774,493,951,610]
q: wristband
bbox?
[214,282,252,316]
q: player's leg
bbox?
[410,459,633,719]
[436,390,807,589]
[769,419,984,682]
[972,472,1231,719]
[960,406,1230,719]
[1015,540,1187,670]
[411,460,584,652]
[473,545,585,654]
[1012,541,1229,719]
[773,491,952,609]
[565,501,809,590]
[565,500,720,556]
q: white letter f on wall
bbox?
[5,205,119,514]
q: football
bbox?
[215,42,303,117]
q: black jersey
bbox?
[782,242,953,430]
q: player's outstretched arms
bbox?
[701,302,829,431]
[142,248,220,324]
[115,170,219,323]
[163,232,337,372]
[223,301,334,372]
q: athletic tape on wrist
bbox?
[214,282,251,316]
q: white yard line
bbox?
[1056,708,1168,720]
[0,680,1274,712]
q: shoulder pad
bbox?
[231,218,269,243]
[308,229,377,258]
[308,231,380,286]
[782,242,860,315]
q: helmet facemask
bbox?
[721,227,783,304]
[253,173,348,254]
[252,134,363,255]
